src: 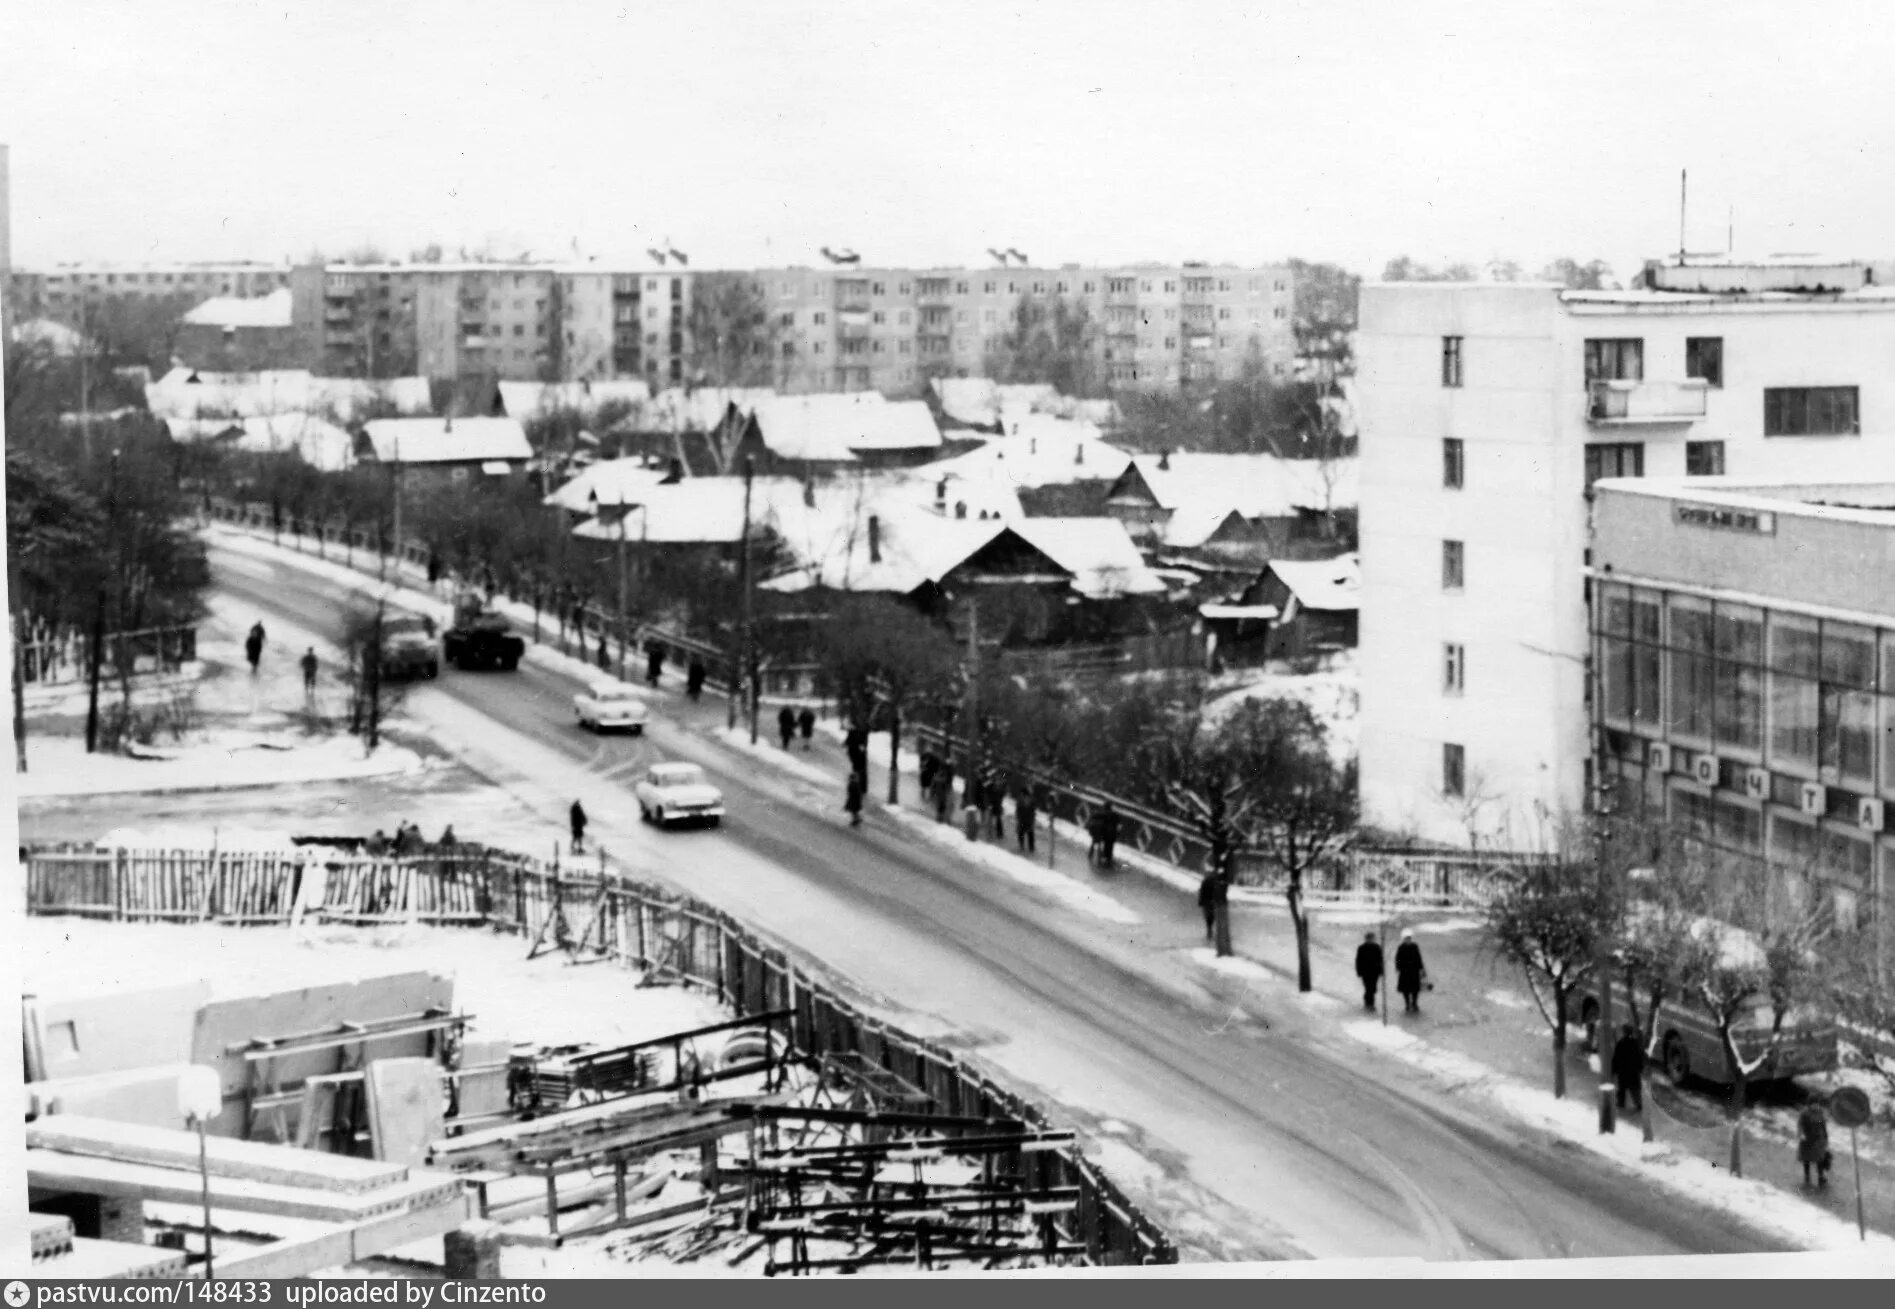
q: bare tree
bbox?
[686,272,780,388]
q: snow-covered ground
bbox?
[16,731,427,798]
[1204,650,1358,762]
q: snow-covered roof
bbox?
[647,386,776,433]
[931,377,1115,429]
[308,376,433,420]
[1118,453,1358,518]
[543,457,675,513]
[145,367,315,420]
[497,379,652,421]
[1266,553,1361,612]
[932,377,1003,427]
[842,400,942,452]
[164,413,356,472]
[361,417,532,465]
[11,318,89,355]
[181,288,293,329]
[760,513,1013,596]
[915,419,1129,491]
[572,477,805,546]
[1009,518,1165,598]
[745,393,942,461]
[1162,504,1249,549]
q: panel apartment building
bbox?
[288,258,1294,396]
[7,261,291,321]
[1356,254,1895,849]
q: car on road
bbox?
[573,678,649,733]
[634,762,725,829]
[381,613,439,680]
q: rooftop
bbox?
[181,288,293,329]
[1593,474,1895,529]
[361,417,532,465]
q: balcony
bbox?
[1587,378,1709,425]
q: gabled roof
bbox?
[497,379,652,421]
[163,413,355,472]
[543,457,676,513]
[744,393,879,462]
[181,288,293,329]
[844,400,943,452]
[1265,553,1361,612]
[1008,518,1166,597]
[760,514,1024,596]
[1115,453,1358,518]
[361,417,532,464]
[572,476,805,546]
[911,419,1129,491]
[1162,504,1249,548]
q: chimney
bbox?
[868,515,882,563]
[803,473,815,507]
[1075,443,1084,466]
[1158,449,1171,470]
[1029,437,1037,455]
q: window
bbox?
[1686,337,1723,388]
[1273,306,1287,320]
[983,309,996,324]
[872,311,885,325]
[1584,338,1644,383]
[1667,595,1715,745]
[1444,644,1465,694]
[898,310,911,325]
[781,342,795,357]
[983,281,996,294]
[812,311,827,325]
[897,339,910,354]
[812,341,824,354]
[1441,336,1463,387]
[1442,438,1464,489]
[1443,744,1466,798]
[1584,442,1644,488]
[1768,613,1821,774]
[1599,585,1663,731]
[1664,441,1726,483]
[1764,387,1859,437]
[871,282,884,295]
[1713,603,1764,754]
[1218,307,1231,320]
[780,312,794,327]
[1441,540,1464,591]
[955,281,969,294]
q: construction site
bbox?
[20,838,1176,1278]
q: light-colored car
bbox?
[634,762,725,828]
[574,678,649,733]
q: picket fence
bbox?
[23,840,1176,1267]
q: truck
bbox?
[443,591,526,672]
[380,613,439,680]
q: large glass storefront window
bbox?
[1768,613,1821,776]
[1599,585,1660,731]
[1824,623,1880,787]
[1667,596,1715,744]
[1714,604,1764,754]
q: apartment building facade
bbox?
[9,261,291,321]
[1590,477,1895,930]
[1356,256,1895,848]
[755,261,1295,396]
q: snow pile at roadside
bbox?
[16,731,428,798]
[1338,1019,1895,1255]
[889,804,1140,926]
[95,824,300,851]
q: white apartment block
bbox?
[1356,255,1895,848]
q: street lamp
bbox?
[176,1065,222,1278]
[588,488,645,683]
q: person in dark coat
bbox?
[1015,788,1037,854]
[1610,1023,1645,1113]
[985,774,1006,841]
[777,705,797,750]
[686,658,706,701]
[245,622,266,674]
[1197,873,1221,942]
[427,553,442,586]
[437,824,458,848]
[844,770,866,827]
[301,648,319,704]
[1394,929,1426,1014]
[932,762,955,823]
[798,707,815,750]
[365,828,389,858]
[1798,1100,1832,1187]
[646,644,664,688]
[570,799,589,853]
[1354,932,1385,1010]
[919,752,939,795]
[1096,802,1120,869]
[845,726,869,779]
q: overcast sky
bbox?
[4,0,1893,279]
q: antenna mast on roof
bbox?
[1678,169,1687,266]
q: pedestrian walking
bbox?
[1394,929,1427,1014]
[1354,931,1385,1010]
[245,621,266,675]
[1610,1023,1646,1114]
[1798,1100,1832,1188]
[686,658,706,701]
[845,770,866,827]
[365,828,389,858]
[985,777,1006,842]
[569,799,589,854]
[1197,873,1221,942]
[646,644,664,688]
[932,763,955,824]
[1015,788,1037,854]
[1097,801,1120,869]
[427,553,442,587]
[919,752,939,796]
[437,824,458,848]
[798,706,815,751]
[301,647,319,703]
[845,726,870,780]
[778,705,797,751]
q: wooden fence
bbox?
[23,840,1176,1266]
[20,624,198,687]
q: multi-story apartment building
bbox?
[289,261,689,390]
[755,261,1295,395]
[1588,475,1895,929]
[1356,254,1895,849]
[9,261,291,321]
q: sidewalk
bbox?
[204,522,1895,1255]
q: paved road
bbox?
[208,544,1784,1264]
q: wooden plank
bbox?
[27,1115,409,1194]
[365,1058,445,1171]
[214,1190,472,1279]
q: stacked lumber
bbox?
[27,1115,410,1193]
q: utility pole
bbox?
[83,449,119,754]
[742,457,760,744]
[733,457,754,735]
[390,436,403,583]
[615,501,629,683]
[1594,777,1618,1134]
[11,554,28,774]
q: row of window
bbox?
[778,276,1290,299]
[1596,584,1895,792]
